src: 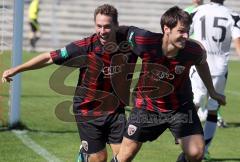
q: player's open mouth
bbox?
[100,35,109,40]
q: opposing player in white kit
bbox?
[190,0,240,160]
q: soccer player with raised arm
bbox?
[190,0,240,160]
[2,4,137,162]
[111,6,226,162]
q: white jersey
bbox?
[191,2,240,76]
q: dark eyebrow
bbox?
[96,24,111,28]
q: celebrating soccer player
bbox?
[2,4,138,162]
[111,6,226,162]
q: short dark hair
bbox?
[160,6,192,33]
[94,4,118,25]
[210,0,224,4]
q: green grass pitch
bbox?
[0,51,240,162]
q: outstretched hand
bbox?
[1,68,16,83]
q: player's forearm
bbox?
[195,62,216,97]
[15,52,53,73]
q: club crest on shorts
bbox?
[128,124,137,136]
[81,140,88,151]
[175,65,185,74]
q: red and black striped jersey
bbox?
[50,27,138,117]
[127,26,205,112]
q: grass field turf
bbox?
[0,51,240,162]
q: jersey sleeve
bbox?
[127,26,161,58]
[195,50,206,65]
[186,40,207,66]
[231,12,240,39]
[50,40,87,66]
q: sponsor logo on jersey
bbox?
[128,124,137,136]
[151,69,175,80]
[102,66,121,77]
[81,140,88,151]
[60,47,69,59]
[175,65,185,74]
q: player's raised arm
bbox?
[1,52,53,83]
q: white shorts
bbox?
[190,66,227,111]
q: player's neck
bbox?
[162,39,179,58]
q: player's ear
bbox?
[164,25,170,35]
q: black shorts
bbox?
[124,102,203,142]
[29,19,40,32]
[76,111,126,154]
